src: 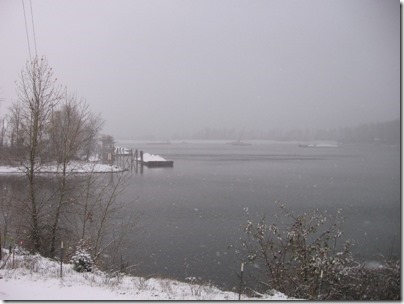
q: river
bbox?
[114,140,400,290]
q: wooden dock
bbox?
[114,147,174,169]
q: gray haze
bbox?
[0,0,400,139]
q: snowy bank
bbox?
[0,250,291,300]
[0,162,126,174]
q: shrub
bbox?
[71,250,93,272]
[70,239,94,272]
[237,204,400,300]
[326,258,400,300]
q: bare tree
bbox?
[81,113,104,161]
[91,172,128,260]
[0,183,14,248]
[3,56,136,272]
[0,117,5,150]
[6,103,24,162]
[72,169,139,271]
[46,93,101,257]
[13,56,62,253]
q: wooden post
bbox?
[11,245,14,269]
[239,263,244,300]
[318,269,323,299]
[60,241,64,278]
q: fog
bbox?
[0,0,400,139]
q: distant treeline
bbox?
[184,119,400,144]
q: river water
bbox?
[113,140,400,290]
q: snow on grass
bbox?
[0,161,126,174]
[0,250,291,300]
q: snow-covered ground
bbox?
[0,250,291,300]
[0,152,170,174]
[0,161,125,174]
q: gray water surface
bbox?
[116,140,400,290]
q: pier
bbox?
[114,147,174,171]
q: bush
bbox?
[327,258,400,300]
[70,239,94,272]
[237,204,400,300]
[71,250,93,272]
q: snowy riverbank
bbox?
[0,250,291,300]
[0,162,126,174]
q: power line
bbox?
[21,0,32,61]
[29,0,38,57]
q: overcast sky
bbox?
[0,0,400,139]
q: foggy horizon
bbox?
[0,0,400,140]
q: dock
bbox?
[136,152,174,168]
[114,147,174,169]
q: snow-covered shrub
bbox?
[70,239,94,272]
[326,257,400,300]
[237,204,400,300]
[3,247,53,274]
[13,245,30,256]
[71,250,93,272]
